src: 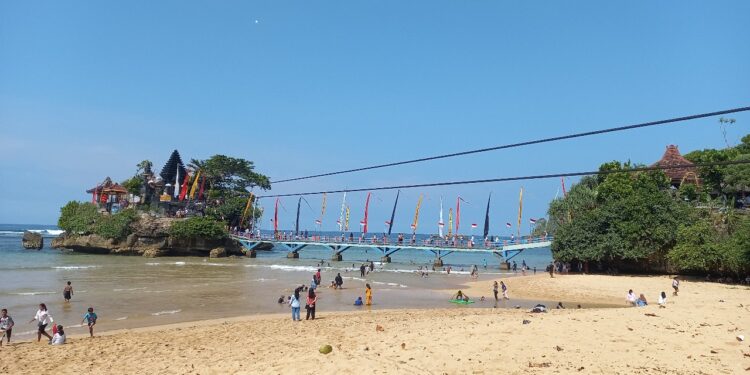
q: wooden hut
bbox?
[651,145,701,188]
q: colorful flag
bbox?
[438,196,444,238]
[448,208,454,237]
[345,206,350,231]
[178,173,190,201]
[315,219,322,225]
[471,224,478,228]
[241,193,255,225]
[517,187,524,237]
[412,194,424,233]
[506,222,512,228]
[319,193,327,226]
[189,170,201,199]
[362,193,371,234]
[274,198,279,233]
[338,192,347,232]
[529,218,537,224]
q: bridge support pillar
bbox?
[433,258,444,268]
[331,253,343,261]
[380,256,391,263]
[286,251,299,259]
[499,262,510,270]
[246,249,257,258]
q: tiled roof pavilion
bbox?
[651,145,701,186]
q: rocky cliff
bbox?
[22,231,44,250]
[51,215,244,258]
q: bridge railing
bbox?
[231,232,552,251]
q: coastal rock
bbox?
[209,247,227,258]
[22,231,44,250]
[52,217,244,258]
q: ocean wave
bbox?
[245,264,319,273]
[114,316,128,321]
[151,309,181,316]
[53,265,98,270]
[113,287,147,292]
[145,262,160,266]
[0,229,64,236]
[142,290,175,294]
[12,291,57,296]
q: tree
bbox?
[723,154,750,195]
[684,148,738,195]
[198,155,271,194]
[58,201,99,234]
[136,160,153,175]
[121,175,144,196]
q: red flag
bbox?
[274,198,279,233]
[178,173,190,201]
[561,177,567,197]
[198,175,206,201]
[471,223,478,228]
[363,192,371,234]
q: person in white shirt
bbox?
[658,291,667,308]
[0,308,14,346]
[28,303,53,342]
[626,290,637,306]
[50,325,65,345]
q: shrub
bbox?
[58,201,99,234]
[93,209,138,240]
[169,216,227,240]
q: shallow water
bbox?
[0,224,554,340]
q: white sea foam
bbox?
[114,316,128,321]
[113,287,147,292]
[174,262,186,266]
[245,264,318,273]
[145,262,160,266]
[53,265,98,270]
[13,291,56,296]
[151,309,181,316]
[142,290,174,294]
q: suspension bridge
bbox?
[230,234,552,268]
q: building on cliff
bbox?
[651,145,701,188]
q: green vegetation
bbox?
[58,201,138,240]
[58,201,100,234]
[548,135,750,277]
[169,216,228,240]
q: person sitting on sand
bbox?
[50,325,65,345]
[455,290,464,301]
[354,297,363,306]
[626,290,637,306]
[556,302,565,309]
[329,281,337,288]
[657,291,667,308]
[636,294,648,307]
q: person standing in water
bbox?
[365,284,373,306]
[63,281,73,302]
[360,264,366,278]
[305,289,317,320]
[29,303,53,342]
[335,273,344,289]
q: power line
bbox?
[270,106,750,184]
[257,159,750,198]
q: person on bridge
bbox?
[365,284,372,306]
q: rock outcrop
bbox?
[22,231,44,250]
[51,214,244,257]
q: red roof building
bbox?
[652,145,701,187]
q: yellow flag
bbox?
[345,206,350,231]
[189,170,201,199]
[412,194,424,233]
[241,193,254,224]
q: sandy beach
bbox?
[2,274,748,374]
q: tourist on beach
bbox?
[626,290,637,306]
[310,275,317,290]
[360,264,366,278]
[29,303,53,342]
[315,269,322,285]
[658,291,667,308]
[335,273,343,289]
[50,325,65,345]
[278,295,286,303]
[81,307,97,338]
[63,281,73,302]
[305,289,317,320]
[354,297,363,306]
[290,287,301,321]
[512,261,517,273]
[493,281,499,301]
[672,277,680,296]
[556,302,565,309]
[365,284,373,306]
[533,267,537,274]
[547,262,554,278]
[636,294,648,307]
[369,261,375,273]
[501,281,509,300]
[0,309,14,346]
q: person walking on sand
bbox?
[547,262,554,278]
[365,283,373,306]
[290,287,301,321]
[305,289,317,320]
[81,307,97,338]
[0,309,14,346]
[500,281,509,300]
[493,281,499,301]
[63,281,73,302]
[29,303,53,342]
[672,277,680,296]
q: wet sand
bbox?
[3,274,748,374]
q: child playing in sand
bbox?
[81,307,97,337]
[657,291,667,308]
[626,290,636,306]
[636,294,648,307]
[354,297,363,306]
[672,277,680,296]
[50,325,65,345]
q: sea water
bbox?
[0,224,552,341]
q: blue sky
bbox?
[1,1,748,232]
